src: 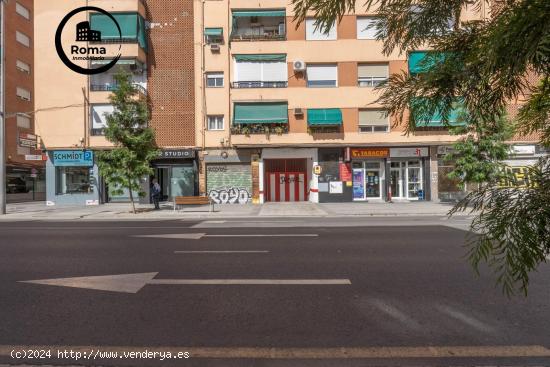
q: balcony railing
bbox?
[90,83,147,95]
[231,123,288,135]
[232,81,287,89]
[230,32,285,41]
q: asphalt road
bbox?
[0,219,549,366]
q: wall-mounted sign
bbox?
[313,165,322,175]
[52,150,94,167]
[350,148,389,159]
[339,162,352,181]
[390,147,429,158]
[158,149,195,159]
[19,133,37,148]
[329,181,343,194]
[25,154,47,161]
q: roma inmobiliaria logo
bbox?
[55,7,122,75]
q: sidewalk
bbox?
[2,200,468,220]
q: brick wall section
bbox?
[145,0,195,147]
[4,0,41,168]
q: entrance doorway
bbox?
[153,165,195,201]
[389,160,423,200]
[352,161,383,200]
[264,159,308,202]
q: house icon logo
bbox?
[76,21,102,42]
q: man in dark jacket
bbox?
[151,178,161,210]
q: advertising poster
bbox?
[329,181,343,194]
[352,170,364,199]
[339,162,352,182]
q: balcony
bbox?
[232,81,287,88]
[231,10,286,41]
[90,59,147,95]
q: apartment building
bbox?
[194,0,545,204]
[34,0,196,206]
[1,0,45,202]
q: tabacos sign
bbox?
[55,7,122,75]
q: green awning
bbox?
[234,54,286,62]
[90,13,147,51]
[307,108,343,126]
[232,10,286,17]
[411,98,467,127]
[233,103,288,124]
[408,51,446,74]
[204,27,223,36]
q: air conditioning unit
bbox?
[294,108,304,116]
[293,60,306,72]
[210,43,221,52]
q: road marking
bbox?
[133,233,318,240]
[1,345,549,359]
[174,250,269,254]
[436,305,495,333]
[19,273,350,293]
[369,299,422,330]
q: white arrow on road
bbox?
[19,273,351,293]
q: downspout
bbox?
[227,0,232,147]
[201,0,206,151]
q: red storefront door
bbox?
[264,159,308,202]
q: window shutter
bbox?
[358,64,389,78]
[261,61,287,81]
[357,17,378,39]
[306,19,336,40]
[306,64,337,81]
[359,110,388,126]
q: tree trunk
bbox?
[128,180,136,214]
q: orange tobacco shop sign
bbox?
[350,148,389,158]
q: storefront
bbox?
[6,165,46,203]
[46,150,100,206]
[141,149,198,203]
[351,148,388,201]
[204,149,253,204]
[388,147,429,200]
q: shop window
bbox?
[206,72,224,87]
[56,167,94,195]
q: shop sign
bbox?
[25,154,47,161]
[510,145,535,156]
[158,149,195,159]
[339,162,352,181]
[52,150,94,167]
[313,165,322,175]
[19,133,37,148]
[390,147,429,158]
[350,148,389,159]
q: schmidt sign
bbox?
[52,150,94,167]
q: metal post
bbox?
[0,0,7,214]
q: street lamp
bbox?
[0,0,6,214]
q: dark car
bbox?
[7,177,30,194]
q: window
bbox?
[207,115,224,130]
[15,2,30,19]
[204,28,224,44]
[357,17,380,40]
[91,104,115,135]
[16,60,31,73]
[358,63,389,86]
[16,114,31,129]
[234,55,287,88]
[56,167,94,195]
[206,72,224,87]
[16,31,30,47]
[16,87,31,101]
[306,64,337,87]
[358,109,389,132]
[305,18,336,40]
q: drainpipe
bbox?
[201,0,206,151]
[0,0,6,214]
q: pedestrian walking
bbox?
[151,178,161,210]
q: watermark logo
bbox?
[55,7,122,75]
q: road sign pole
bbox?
[0,0,7,214]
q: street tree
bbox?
[292,0,550,294]
[98,70,158,214]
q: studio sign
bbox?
[55,7,122,75]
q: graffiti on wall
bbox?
[499,166,535,188]
[208,187,251,204]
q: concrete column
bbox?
[258,159,265,204]
[251,154,260,204]
[429,146,439,202]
